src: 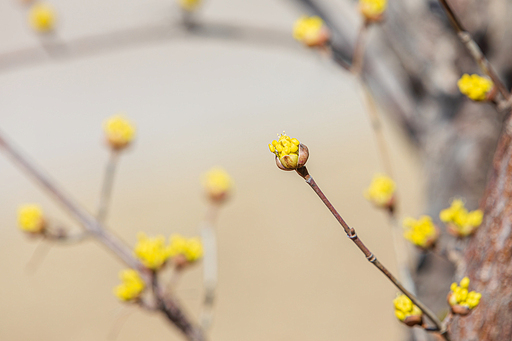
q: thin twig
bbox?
[97,151,120,223]
[200,203,220,332]
[294,166,448,338]
[351,22,369,75]
[0,130,205,341]
[437,0,510,101]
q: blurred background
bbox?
[0,0,427,340]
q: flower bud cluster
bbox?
[402,216,439,250]
[134,232,203,270]
[359,0,387,22]
[269,133,308,170]
[114,269,145,302]
[202,167,233,203]
[29,3,56,33]
[292,16,330,48]
[393,294,423,326]
[457,74,494,101]
[439,199,483,237]
[364,174,395,210]
[103,115,136,150]
[179,0,201,11]
[448,277,481,315]
[18,204,46,234]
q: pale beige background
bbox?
[0,0,424,340]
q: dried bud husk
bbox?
[447,293,471,316]
[403,314,423,327]
[275,143,309,170]
[305,27,331,48]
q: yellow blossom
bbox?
[134,233,171,270]
[360,0,387,21]
[269,132,308,170]
[403,216,438,249]
[202,167,232,202]
[364,174,395,209]
[103,115,136,150]
[169,234,203,263]
[18,204,46,233]
[29,3,56,33]
[393,294,422,323]
[440,199,483,237]
[457,74,493,101]
[293,16,329,47]
[179,0,201,11]
[113,269,145,301]
[448,277,481,311]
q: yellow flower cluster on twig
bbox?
[457,74,494,101]
[114,269,145,301]
[103,115,136,150]
[393,294,423,326]
[448,277,481,315]
[202,167,233,203]
[134,233,172,270]
[18,204,46,233]
[29,3,56,33]
[439,199,483,237]
[359,0,387,22]
[169,234,203,268]
[269,133,308,170]
[403,216,438,249]
[292,16,330,48]
[134,233,203,270]
[364,174,395,210]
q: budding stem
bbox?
[295,166,448,339]
[97,150,120,223]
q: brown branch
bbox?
[0,130,205,341]
[295,166,448,339]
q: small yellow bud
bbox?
[134,233,171,270]
[447,276,481,315]
[202,167,233,203]
[440,199,483,237]
[113,269,145,301]
[18,204,46,233]
[403,215,439,249]
[364,174,395,210]
[169,234,203,269]
[293,16,330,48]
[359,0,387,22]
[269,132,309,171]
[29,3,56,33]
[103,115,136,150]
[457,74,494,101]
[179,0,201,11]
[393,294,423,326]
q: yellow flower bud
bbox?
[393,294,423,326]
[440,199,483,237]
[113,269,145,301]
[29,3,56,33]
[179,0,201,11]
[293,16,330,48]
[448,277,481,315]
[269,133,309,170]
[103,115,136,150]
[202,167,233,203]
[457,74,494,101]
[169,234,203,269]
[359,0,387,22]
[18,204,46,233]
[403,215,439,249]
[364,174,395,210]
[134,233,171,270]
